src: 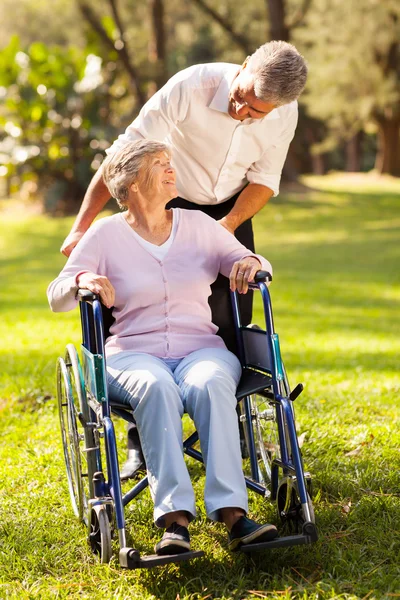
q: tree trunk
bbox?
[265,0,289,41]
[346,131,363,172]
[304,125,326,175]
[148,0,168,91]
[375,116,400,176]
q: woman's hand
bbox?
[76,272,115,308]
[229,257,262,294]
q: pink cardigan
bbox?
[47,209,272,359]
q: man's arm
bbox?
[61,71,191,257]
[60,168,110,257]
[219,101,300,234]
[218,183,274,234]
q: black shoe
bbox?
[228,516,278,551]
[120,449,145,481]
[155,522,191,556]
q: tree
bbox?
[0,36,121,212]
[298,0,400,175]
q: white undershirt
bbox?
[128,209,180,260]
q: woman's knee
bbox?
[184,362,238,398]
[108,363,182,412]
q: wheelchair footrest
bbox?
[119,547,204,569]
[240,522,318,553]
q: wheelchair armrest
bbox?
[77,289,99,302]
[254,270,272,283]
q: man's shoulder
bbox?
[276,100,298,118]
[172,62,239,90]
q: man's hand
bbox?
[76,272,115,308]
[230,257,262,294]
[61,231,85,257]
[218,216,237,235]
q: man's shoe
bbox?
[155,523,191,556]
[228,516,278,551]
[120,449,145,481]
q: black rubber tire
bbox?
[277,477,315,532]
[57,357,84,520]
[241,393,280,491]
[89,504,113,563]
[65,345,98,522]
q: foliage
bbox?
[0,0,399,209]
[0,0,83,47]
[1,176,400,598]
[0,35,129,212]
[296,0,400,173]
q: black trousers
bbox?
[167,191,255,353]
[127,191,255,449]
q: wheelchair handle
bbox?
[77,289,99,302]
[254,270,272,284]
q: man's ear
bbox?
[241,56,251,70]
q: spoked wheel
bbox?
[242,393,280,491]
[64,345,99,525]
[89,504,113,563]
[277,476,315,533]
[57,357,84,520]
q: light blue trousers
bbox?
[106,347,248,527]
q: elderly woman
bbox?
[48,139,277,555]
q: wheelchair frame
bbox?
[56,271,317,569]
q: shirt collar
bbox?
[208,66,238,114]
[208,64,280,122]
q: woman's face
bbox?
[137,151,177,200]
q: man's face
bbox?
[228,64,276,121]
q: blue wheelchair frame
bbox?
[58,271,317,569]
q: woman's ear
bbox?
[130,181,139,193]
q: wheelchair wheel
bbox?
[242,394,280,490]
[57,357,85,521]
[277,476,315,532]
[64,345,98,519]
[89,504,112,564]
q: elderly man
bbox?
[61,40,308,479]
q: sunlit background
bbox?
[0,0,399,214]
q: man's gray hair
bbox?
[102,139,170,209]
[248,41,308,106]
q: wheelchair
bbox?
[56,271,317,568]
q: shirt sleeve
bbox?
[47,228,101,312]
[209,219,273,281]
[106,70,191,154]
[247,103,298,197]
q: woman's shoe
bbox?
[155,522,191,556]
[120,448,145,481]
[228,516,278,551]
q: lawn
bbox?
[0,174,399,599]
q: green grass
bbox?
[1,175,399,599]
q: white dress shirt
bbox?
[107,63,298,205]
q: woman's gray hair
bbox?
[247,41,308,107]
[102,139,171,209]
